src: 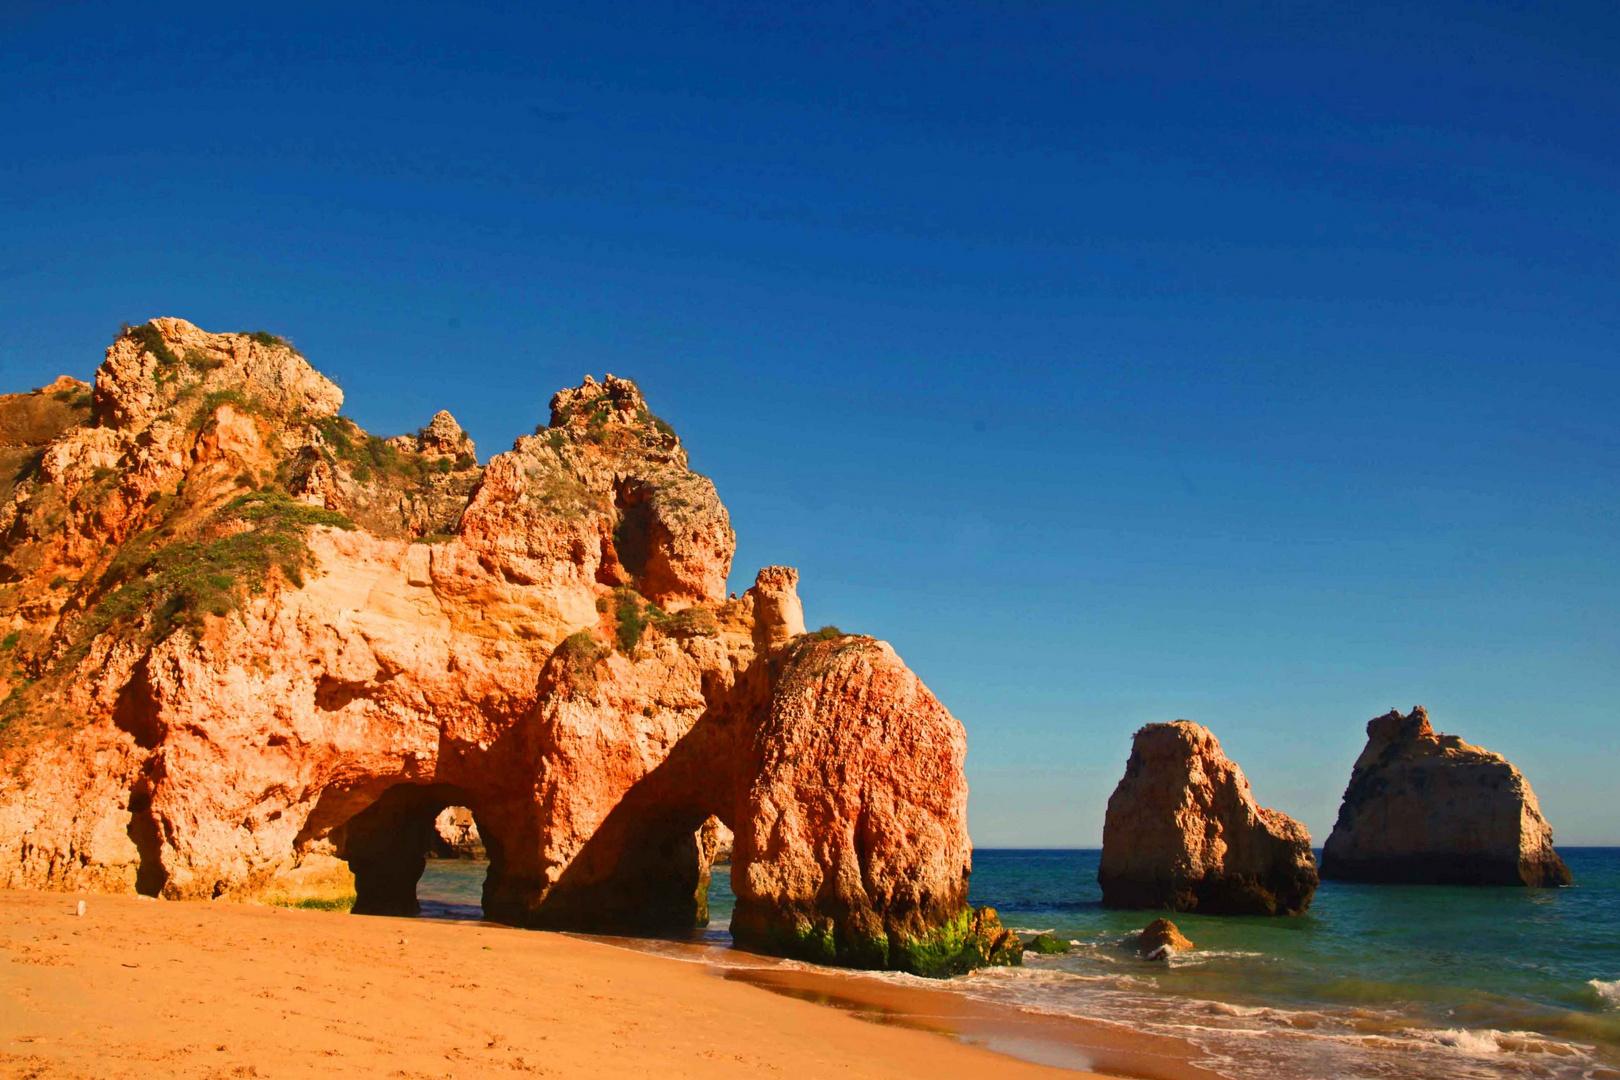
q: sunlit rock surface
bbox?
[1098,720,1318,915]
[0,320,1005,975]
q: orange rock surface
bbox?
[0,319,998,975]
[1098,721,1317,915]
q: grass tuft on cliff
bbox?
[246,330,294,351]
[314,416,414,482]
[551,630,608,696]
[122,322,182,369]
[186,389,265,430]
[609,589,720,651]
[90,490,355,641]
[614,588,650,653]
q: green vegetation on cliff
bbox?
[92,490,354,641]
[123,322,181,368]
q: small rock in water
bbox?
[75,900,85,917]
[1134,918,1193,960]
[1025,933,1072,954]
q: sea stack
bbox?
[1320,707,1572,887]
[1099,721,1318,915]
[0,318,1012,977]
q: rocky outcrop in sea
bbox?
[1320,706,1572,887]
[0,318,1007,976]
[427,807,484,859]
[1098,721,1318,915]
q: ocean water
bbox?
[954,849,1620,1080]
[418,849,1620,1080]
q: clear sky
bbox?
[2,2,1616,845]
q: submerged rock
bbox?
[0,320,998,976]
[1320,707,1572,887]
[1025,932,1072,955]
[1098,721,1318,915]
[1133,918,1193,960]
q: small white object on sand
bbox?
[76,900,86,917]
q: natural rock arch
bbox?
[0,321,1017,976]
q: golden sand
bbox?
[0,889,1104,1080]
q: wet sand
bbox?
[0,889,1112,1080]
[714,965,1222,1080]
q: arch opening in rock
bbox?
[535,806,718,933]
[126,782,168,898]
[332,783,498,917]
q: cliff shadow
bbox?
[524,712,743,935]
[315,781,499,917]
[126,780,168,897]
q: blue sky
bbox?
[2,1,1616,844]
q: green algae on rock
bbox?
[1025,932,1072,955]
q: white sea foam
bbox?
[945,959,1611,1080]
[1165,948,1265,968]
[1592,979,1620,1009]
[1429,1028,1513,1055]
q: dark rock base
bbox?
[1100,868,1317,915]
[1320,852,1572,887]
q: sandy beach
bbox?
[0,890,1110,1080]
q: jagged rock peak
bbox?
[548,374,675,440]
[95,318,343,431]
[745,566,806,648]
[1321,706,1572,887]
[420,410,473,457]
[1352,705,1505,771]
[0,319,998,978]
[390,410,475,460]
[1098,720,1318,915]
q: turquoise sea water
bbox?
[418,849,1620,1080]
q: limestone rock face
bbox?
[1320,707,1572,887]
[1099,721,1318,915]
[726,635,977,973]
[418,411,475,459]
[698,816,733,865]
[745,566,806,647]
[93,318,342,431]
[0,320,993,975]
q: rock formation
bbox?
[428,807,485,859]
[697,816,733,865]
[1320,707,1572,887]
[1025,932,1071,954]
[1133,918,1192,960]
[0,318,1009,976]
[1098,721,1318,915]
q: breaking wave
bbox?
[1592,979,1620,1010]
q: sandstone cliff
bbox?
[1320,706,1572,887]
[1098,721,1318,915]
[0,318,1005,976]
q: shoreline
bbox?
[578,931,1221,1080]
[0,888,1115,1080]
